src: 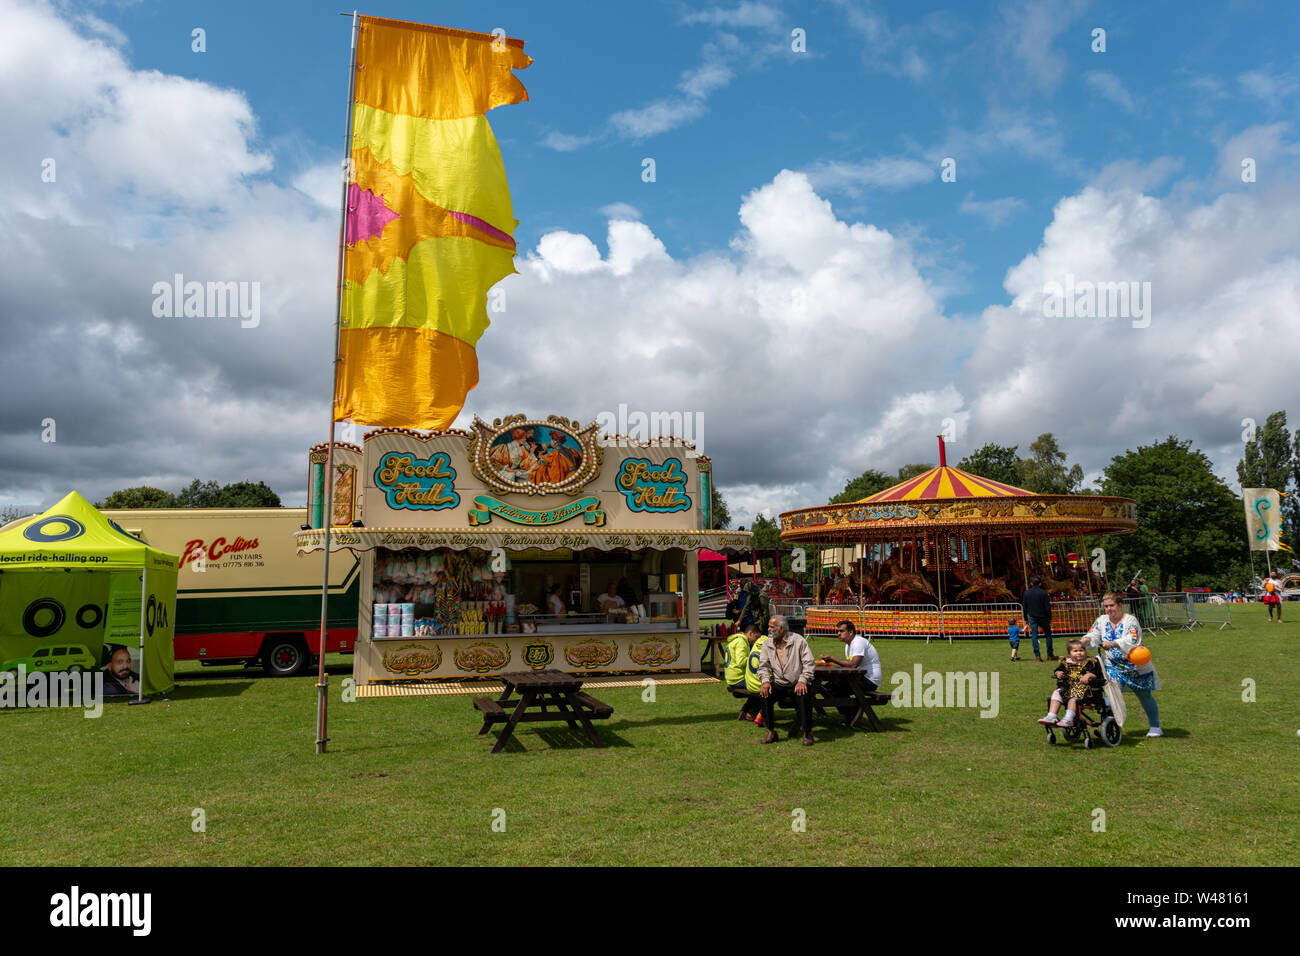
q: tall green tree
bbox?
[1237,411,1292,490]
[212,481,281,508]
[956,443,1021,485]
[829,469,893,504]
[749,512,782,549]
[1100,437,1245,591]
[175,479,224,508]
[1017,433,1084,494]
[98,487,178,509]
[709,485,731,529]
[1238,410,1295,544]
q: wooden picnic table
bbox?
[727,665,892,737]
[810,664,890,732]
[700,626,730,677]
[473,669,614,753]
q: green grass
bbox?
[2,603,1297,865]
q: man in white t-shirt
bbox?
[819,621,883,725]
[596,582,626,613]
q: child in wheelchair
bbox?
[1036,639,1119,747]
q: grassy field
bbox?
[2,603,1297,866]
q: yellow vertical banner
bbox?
[335,18,531,431]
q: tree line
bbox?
[97,479,282,510]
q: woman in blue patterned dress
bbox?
[1085,592,1162,738]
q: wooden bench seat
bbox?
[573,692,614,718]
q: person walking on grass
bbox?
[1263,571,1284,623]
[1007,618,1023,661]
[1022,576,1055,661]
[1085,592,1163,738]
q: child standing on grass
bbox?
[1037,639,1103,727]
[1007,619,1023,661]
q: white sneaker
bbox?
[1059,714,1076,728]
[1037,713,1059,725]
[1146,727,1163,737]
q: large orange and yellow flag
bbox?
[335,17,530,430]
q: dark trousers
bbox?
[760,684,811,735]
[1027,617,1053,657]
[729,682,760,717]
[837,675,878,722]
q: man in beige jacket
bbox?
[757,614,816,745]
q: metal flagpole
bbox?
[317,9,360,755]
[136,568,146,704]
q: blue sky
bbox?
[1,0,1298,522]
[105,0,1295,314]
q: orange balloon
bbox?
[1128,645,1152,667]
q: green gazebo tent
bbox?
[0,491,178,698]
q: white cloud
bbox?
[804,156,933,194]
[534,231,606,275]
[831,0,929,81]
[1085,71,1136,113]
[541,130,597,152]
[959,193,1027,227]
[679,61,734,99]
[292,162,343,209]
[998,0,1087,92]
[683,3,783,30]
[610,98,709,139]
[1215,123,1300,184]
[0,0,335,506]
[1238,68,1300,101]
[600,202,642,220]
[1089,157,1182,192]
[0,5,270,209]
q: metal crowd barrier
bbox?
[938,603,1023,645]
[1050,599,1104,636]
[804,604,942,641]
[771,600,813,622]
[799,594,1233,641]
[1185,593,1233,630]
[1148,592,1195,632]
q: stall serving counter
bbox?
[299,414,749,682]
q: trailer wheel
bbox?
[263,637,308,677]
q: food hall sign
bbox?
[375,452,460,511]
[468,495,605,527]
[618,458,691,513]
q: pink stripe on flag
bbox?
[448,209,515,246]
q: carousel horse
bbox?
[951,564,1016,602]
[879,562,938,602]
[1042,570,1081,600]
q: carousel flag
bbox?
[335,17,531,430]
[1243,488,1281,551]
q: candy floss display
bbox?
[298,414,751,683]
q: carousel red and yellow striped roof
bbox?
[858,465,1034,502]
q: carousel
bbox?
[779,438,1138,639]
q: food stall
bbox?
[298,414,750,682]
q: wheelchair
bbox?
[1044,690,1123,749]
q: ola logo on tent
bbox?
[23,598,66,638]
[23,515,86,543]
